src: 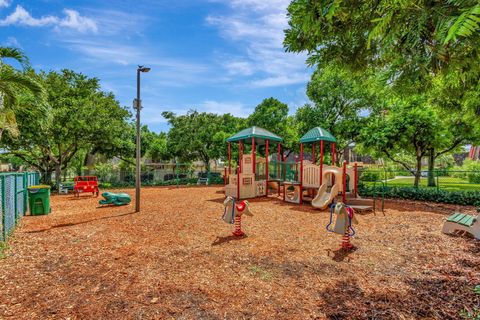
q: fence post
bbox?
[24,173,28,215]
[384,167,388,188]
[14,174,18,221]
[2,176,6,241]
[176,165,179,188]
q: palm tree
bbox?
[0,47,43,140]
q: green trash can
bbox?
[28,185,51,215]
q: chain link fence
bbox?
[358,169,480,191]
[1,172,40,241]
[55,164,225,189]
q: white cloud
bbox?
[0,0,11,8]
[224,60,254,76]
[206,0,310,87]
[0,5,97,33]
[58,9,97,33]
[3,36,20,48]
[199,100,251,117]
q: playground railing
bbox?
[0,172,40,241]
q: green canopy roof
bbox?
[300,127,336,144]
[226,126,283,144]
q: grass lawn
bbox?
[366,176,480,191]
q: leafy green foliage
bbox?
[1,69,130,184]
[162,110,244,170]
[295,66,375,161]
[359,168,395,182]
[452,160,480,183]
[284,0,480,90]
[0,47,43,140]
[444,4,480,43]
[247,97,298,154]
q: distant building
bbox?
[469,146,479,160]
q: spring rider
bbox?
[222,196,253,236]
[99,192,132,206]
[326,202,358,251]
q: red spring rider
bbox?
[222,196,253,236]
[326,202,358,251]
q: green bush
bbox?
[97,176,225,189]
[450,160,480,183]
[359,168,396,182]
[359,185,480,206]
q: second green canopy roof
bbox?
[226,126,283,144]
[300,127,336,144]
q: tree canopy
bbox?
[2,69,130,183]
[162,111,244,170]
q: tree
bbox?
[1,70,130,185]
[247,97,299,155]
[359,96,438,187]
[295,66,375,163]
[284,0,479,92]
[146,132,170,163]
[162,111,244,171]
[0,47,43,140]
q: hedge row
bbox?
[359,185,480,207]
[98,177,224,189]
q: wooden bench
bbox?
[442,212,479,240]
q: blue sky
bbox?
[0,0,312,132]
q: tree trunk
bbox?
[42,170,53,185]
[204,158,210,172]
[413,156,423,188]
[55,163,61,194]
[427,148,436,187]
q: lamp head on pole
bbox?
[138,65,151,73]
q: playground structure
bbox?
[295,127,371,210]
[326,202,358,250]
[224,126,373,211]
[224,127,283,200]
[99,192,132,206]
[73,176,99,197]
[222,196,253,236]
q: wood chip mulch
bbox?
[0,186,478,320]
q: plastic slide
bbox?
[312,183,340,210]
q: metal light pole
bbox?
[135,65,150,212]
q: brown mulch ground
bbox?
[0,186,478,320]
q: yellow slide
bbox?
[311,183,340,209]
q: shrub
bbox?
[359,168,396,182]
[451,160,480,183]
[359,185,480,206]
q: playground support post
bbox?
[342,161,347,203]
[228,143,231,175]
[239,141,243,173]
[252,137,255,175]
[353,162,358,198]
[265,139,269,196]
[312,144,316,165]
[237,166,240,199]
[277,143,281,180]
[300,143,304,204]
[224,167,227,188]
[331,142,336,185]
[320,140,324,186]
